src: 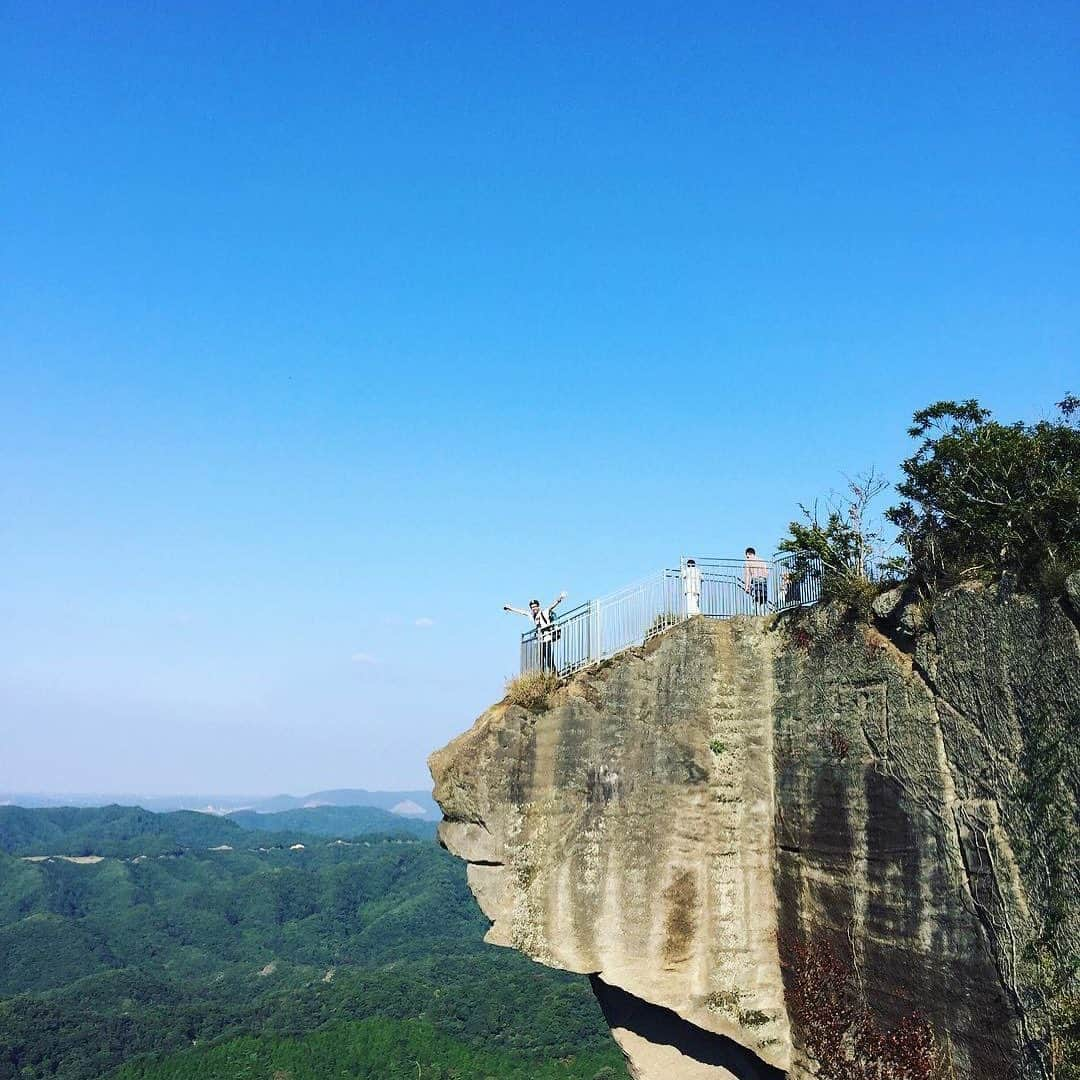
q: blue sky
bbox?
[1,2,1075,794]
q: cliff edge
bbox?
[429,583,1079,1079]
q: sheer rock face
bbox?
[429,585,1079,1080]
[431,618,790,1079]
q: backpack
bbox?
[537,607,562,642]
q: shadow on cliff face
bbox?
[590,976,786,1080]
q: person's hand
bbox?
[559,590,567,598]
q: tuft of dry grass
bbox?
[505,670,559,710]
[645,611,680,640]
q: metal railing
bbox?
[519,552,822,676]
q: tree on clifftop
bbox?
[886,395,1080,592]
[777,468,901,615]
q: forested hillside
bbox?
[0,805,250,858]
[0,807,627,1079]
[113,1019,624,1079]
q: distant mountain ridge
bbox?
[0,805,249,858]
[248,788,438,817]
[0,787,440,819]
[0,803,433,858]
[225,805,436,839]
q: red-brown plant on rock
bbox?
[782,934,952,1080]
[783,935,857,1074]
[828,727,851,762]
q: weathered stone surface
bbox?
[771,587,1078,1079]
[870,585,905,622]
[896,599,927,638]
[429,588,1079,1080]
[1066,570,1080,617]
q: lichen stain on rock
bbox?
[506,713,539,807]
[863,766,921,943]
[662,869,699,965]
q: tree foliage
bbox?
[780,396,1080,611]
[886,396,1080,590]
[778,469,899,614]
[111,1018,623,1080]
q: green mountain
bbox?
[0,805,246,858]
[0,807,626,1080]
[226,803,436,839]
[0,803,431,862]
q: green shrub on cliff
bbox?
[778,469,899,616]
[887,395,1080,591]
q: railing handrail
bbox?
[519,552,823,676]
[592,568,678,605]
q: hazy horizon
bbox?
[0,785,435,800]
[0,785,442,823]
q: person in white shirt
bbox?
[743,548,769,607]
[504,592,567,673]
[682,558,702,616]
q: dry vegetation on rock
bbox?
[505,670,559,710]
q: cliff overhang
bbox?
[430,582,1080,1080]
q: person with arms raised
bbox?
[504,591,567,673]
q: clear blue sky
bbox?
[2,2,1075,795]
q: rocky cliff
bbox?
[429,582,1079,1080]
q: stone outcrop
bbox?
[429,583,1079,1079]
